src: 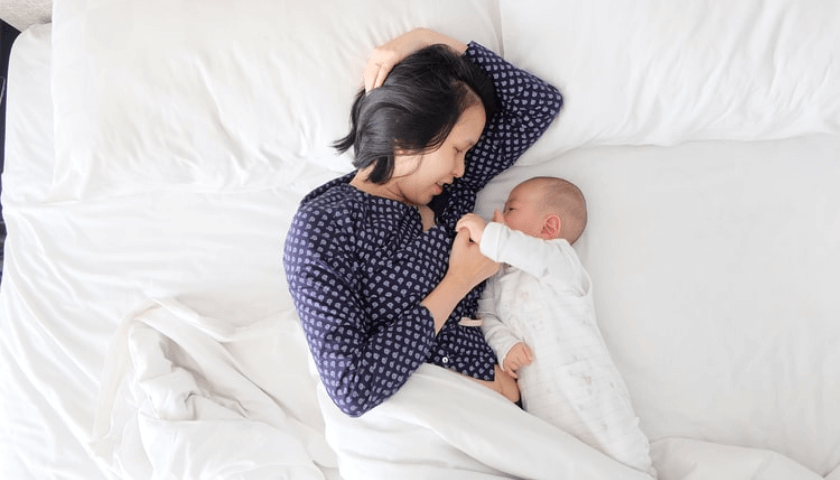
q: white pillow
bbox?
[499,0,840,164]
[50,0,502,200]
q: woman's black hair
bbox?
[334,44,497,184]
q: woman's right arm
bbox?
[284,211,438,417]
[285,211,503,415]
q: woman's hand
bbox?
[493,365,521,403]
[466,365,520,403]
[420,228,498,333]
[456,213,489,244]
[448,227,499,287]
[364,27,469,92]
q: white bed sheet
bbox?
[3,21,840,480]
[1,24,108,480]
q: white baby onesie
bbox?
[478,222,656,477]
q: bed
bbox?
[1,0,839,479]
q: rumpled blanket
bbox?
[90,298,824,480]
[90,298,339,479]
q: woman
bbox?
[283,28,562,417]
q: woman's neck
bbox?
[349,170,408,205]
[350,170,435,231]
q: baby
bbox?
[457,176,656,477]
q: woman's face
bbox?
[390,104,486,207]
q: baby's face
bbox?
[501,183,546,238]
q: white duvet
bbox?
[91,299,647,479]
[90,299,337,479]
[89,299,826,480]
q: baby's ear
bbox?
[541,214,561,240]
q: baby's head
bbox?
[500,176,587,244]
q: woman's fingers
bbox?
[494,365,521,403]
[363,28,439,92]
[372,61,392,91]
[363,36,408,92]
[362,28,468,92]
[364,55,396,92]
[363,63,378,93]
[451,228,498,286]
[453,225,472,246]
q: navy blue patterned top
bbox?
[284,42,562,417]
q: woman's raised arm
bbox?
[459,43,563,191]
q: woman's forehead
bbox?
[451,104,486,140]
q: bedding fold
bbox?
[90,298,340,480]
[318,364,656,480]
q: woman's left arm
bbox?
[461,43,563,191]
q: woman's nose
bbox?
[453,156,466,178]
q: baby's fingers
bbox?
[523,345,534,364]
[492,209,505,224]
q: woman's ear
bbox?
[541,214,561,240]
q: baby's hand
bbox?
[492,209,505,224]
[456,213,488,244]
[503,342,533,379]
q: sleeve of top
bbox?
[479,222,580,290]
[477,276,522,368]
[460,42,564,192]
[284,211,437,417]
